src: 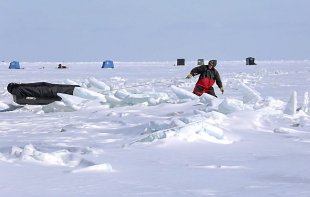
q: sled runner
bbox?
[7,82,80,105]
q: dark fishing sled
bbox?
[7,82,80,105]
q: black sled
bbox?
[7,82,80,105]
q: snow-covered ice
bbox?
[1,60,310,196]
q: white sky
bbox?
[0,0,309,61]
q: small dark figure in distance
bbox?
[58,64,67,69]
[186,60,224,97]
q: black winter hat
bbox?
[208,60,217,67]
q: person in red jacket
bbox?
[186,60,224,97]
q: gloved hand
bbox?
[220,87,224,94]
[186,74,193,79]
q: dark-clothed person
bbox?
[186,60,224,97]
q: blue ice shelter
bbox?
[9,61,21,69]
[102,60,114,68]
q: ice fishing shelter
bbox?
[58,64,67,69]
[176,59,185,66]
[197,59,204,65]
[246,57,256,65]
[9,61,21,69]
[102,60,114,68]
